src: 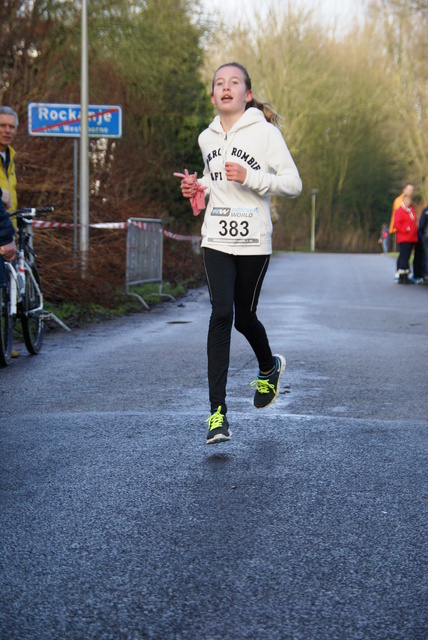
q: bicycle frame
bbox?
[6,252,44,319]
[7,210,42,314]
[5,261,19,317]
[1,206,70,366]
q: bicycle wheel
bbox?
[20,262,43,355]
[0,281,13,366]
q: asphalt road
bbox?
[1,252,427,640]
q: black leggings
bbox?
[203,248,274,414]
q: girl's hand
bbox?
[173,169,207,215]
[174,169,199,199]
[225,162,247,184]
[181,178,199,199]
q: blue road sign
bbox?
[28,103,122,138]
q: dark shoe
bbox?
[206,406,231,444]
[251,354,286,409]
[398,270,409,284]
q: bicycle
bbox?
[0,206,70,367]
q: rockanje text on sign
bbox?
[28,103,122,138]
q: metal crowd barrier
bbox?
[126,218,175,309]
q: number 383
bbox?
[218,219,249,237]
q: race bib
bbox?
[205,207,261,246]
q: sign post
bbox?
[73,140,78,255]
[310,189,319,252]
[80,0,89,275]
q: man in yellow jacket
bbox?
[0,106,18,217]
[0,107,19,357]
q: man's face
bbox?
[0,115,18,152]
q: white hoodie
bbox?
[198,107,302,256]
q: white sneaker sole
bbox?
[206,431,232,445]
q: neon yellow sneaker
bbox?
[206,406,231,445]
[251,354,286,409]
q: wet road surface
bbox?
[1,253,427,639]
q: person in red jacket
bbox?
[394,194,424,283]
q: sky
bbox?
[202,0,368,32]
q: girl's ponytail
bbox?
[246,97,280,126]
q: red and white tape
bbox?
[32,220,127,229]
[31,219,201,241]
[162,229,201,242]
[32,221,74,228]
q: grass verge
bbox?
[43,281,187,330]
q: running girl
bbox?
[177,62,302,444]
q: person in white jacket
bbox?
[178,62,302,444]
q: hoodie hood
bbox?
[208,107,267,135]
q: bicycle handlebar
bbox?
[11,206,54,218]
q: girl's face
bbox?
[211,65,253,117]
